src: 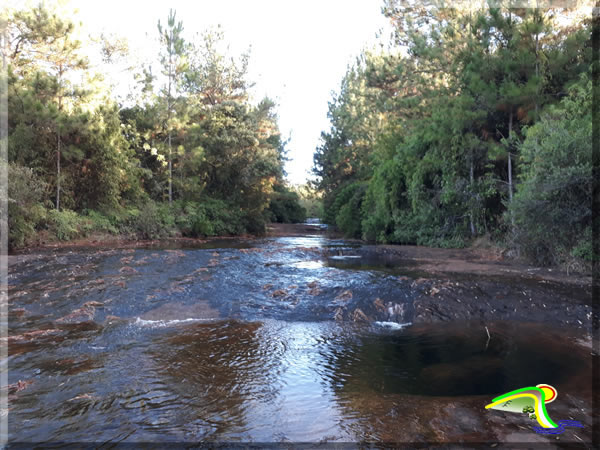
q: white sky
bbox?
[53,0,393,185]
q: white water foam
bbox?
[133,317,214,328]
[374,321,412,330]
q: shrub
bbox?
[132,201,176,239]
[47,209,85,241]
[508,74,592,266]
[8,163,48,249]
[331,182,367,238]
[267,185,307,223]
[82,209,119,234]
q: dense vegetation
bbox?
[5,3,305,250]
[314,1,594,267]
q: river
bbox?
[7,232,594,445]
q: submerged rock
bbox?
[56,305,96,324]
[352,308,369,323]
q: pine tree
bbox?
[157,9,186,204]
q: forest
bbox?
[4,1,595,271]
[314,0,594,268]
[4,3,306,250]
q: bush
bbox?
[47,209,85,241]
[8,163,48,249]
[131,201,176,239]
[174,202,214,237]
[508,74,592,266]
[331,182,367,238]
[361,159,405,242]
[267,185,307,223]
[171,198,248,237]
[201,198,246,235]
[81,209,119,234]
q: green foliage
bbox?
[81,209,119,235]
[6,3,292,249]
[47,209,85,241]
[330,182,367,238]
[361,158,404,242]
[293,184,323,219]
[508,74,592,266]
[7,163,48,249]
[130,201,176,240]
[267,184,307,224]
[313,1,591,266]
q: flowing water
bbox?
[7,234,593,444]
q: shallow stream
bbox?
[7,235,593,444]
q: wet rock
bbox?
[239,248,263,254]
[56,305,96,324]
[352,308,369,323]
[68,393,97,402]
[119,266,138,274]
[7,329,61,343]
[333,307,345,321]
[6,380,33,394]
[263,283,274,290]
[335,290,353,302]
[308,286,322,296]
[271,289,287,298]
[104,315,128,325]
[4,380,33,401]
[10,308,28,318]
[307,281,321,295]
[411,278,430,288]
[83,301,103,308]
[5,329,64,355]
[134,256,150,266]
[373,298,386,313]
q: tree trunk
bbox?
[469,154,476,236]
[167,38,173,205]
[508,110,513,204]
[168,131,172,204]
[56,131,61,211]
[535,15,540,120]
[56,65,63,211]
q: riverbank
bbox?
[268,222,591,286]
[12,222,591,288]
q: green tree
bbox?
[7,3,89,210]
[157,9,187,204]
[509,74,592,265]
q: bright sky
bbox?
[58,0,392,185]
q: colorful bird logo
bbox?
[485,384,583,434]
